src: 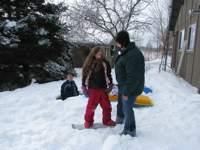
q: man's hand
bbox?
[123,95,128,100]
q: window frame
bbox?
[179,29,185,50]
[187,23,196,51]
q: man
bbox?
[115,30,145,137]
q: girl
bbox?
[81,46,115,128]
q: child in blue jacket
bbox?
[57,74,79,100]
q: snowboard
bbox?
[72,123,114,130]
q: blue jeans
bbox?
[117,94,137,132]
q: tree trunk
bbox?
[111,46,119,69]
[23,63,30,81]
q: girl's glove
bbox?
[81,86,89,95]
[105,84,114,95]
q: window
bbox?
[179,30,185,50]
[188,24,196,50]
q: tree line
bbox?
[0,0,171,91]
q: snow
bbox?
[37,28,49,35]
[38,39,51,45]
[5,20,16,28]
[1,57,200,150]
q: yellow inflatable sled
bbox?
[108,94,154,106]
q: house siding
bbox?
[171,0,200,93]
[191,14,200,88]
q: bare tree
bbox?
[63,0,153,68]
[148,0,173,56]
[146,39,153,61]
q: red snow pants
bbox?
[84,88,112,124]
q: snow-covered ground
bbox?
[1,57,200,150]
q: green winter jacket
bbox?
[115,42,145,96]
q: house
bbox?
[170,0,200,93]
[71,43,114,68]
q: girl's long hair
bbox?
[82,46,105,76]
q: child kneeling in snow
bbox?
[57,74,79,100]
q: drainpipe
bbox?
[164,1,173,71]
[164,26,170,71]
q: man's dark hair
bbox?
[115,30,130,48]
